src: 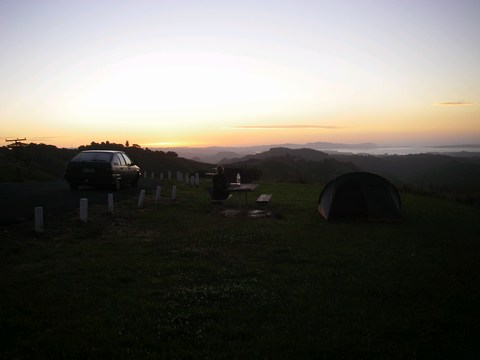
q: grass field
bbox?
[2,180,480,359]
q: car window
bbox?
[121,153,132,165]
[73,152,113,162]
[117,154,126,166]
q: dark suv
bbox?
[65,150,141,190]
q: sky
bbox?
[1,0,479,148]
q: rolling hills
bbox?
[2,142,479,205]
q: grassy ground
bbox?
[1,180,480,359]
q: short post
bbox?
[155,185,162,203]
[151,172,155,179]
[195,173,200,186]
[34,206,44,233]
[108,193,114,214]
[80,198,88,223]
[138,189,146,208]
[168,171,171,180]
[190,175,195,186]
[185,173,189,184]
[171,185,177,200]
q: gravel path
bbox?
[0,178,162,225]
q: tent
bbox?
[318,172,401,221]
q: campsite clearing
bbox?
[1,181,480,359]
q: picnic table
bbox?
[228,183,258,207]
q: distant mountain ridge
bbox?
[153,141,479,163]
[152,141,380,163]
[221,147,331,164]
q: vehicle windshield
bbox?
[72,152,113,162]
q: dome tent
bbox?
[318,172,401,221]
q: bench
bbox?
[256,194,272,210]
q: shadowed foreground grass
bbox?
[1,181,480,359]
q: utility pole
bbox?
[5,137,26,146]
[6,138,27,181]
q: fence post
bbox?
[171,185,177,200]
[155,186,162,203]
[80,198,88,223]
[108,193,114,214]
[138,189,146,208]
[34,206,44,233]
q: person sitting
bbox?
[210,165,230,200]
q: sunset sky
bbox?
[1,0,479,148]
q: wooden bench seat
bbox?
[256,194,272,207]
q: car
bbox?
[65,150,141,190]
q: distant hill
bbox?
[151,141,382,163]
[222,147,358,183]
[0,144,76,181]
[222,147,330,163]
[153,141,480,163]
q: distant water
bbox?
[320,147,480,155]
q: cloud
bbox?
[231,124,342,129]
[433,101,477,106]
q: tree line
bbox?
[0,141,208,182]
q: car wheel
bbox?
[69,182,79,190]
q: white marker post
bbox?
[80,198,88,223]
[138,189,146,208]
[155,185,162,203]
[108,193,114,214]
[34,206,44,233]
[171,185,177,200]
